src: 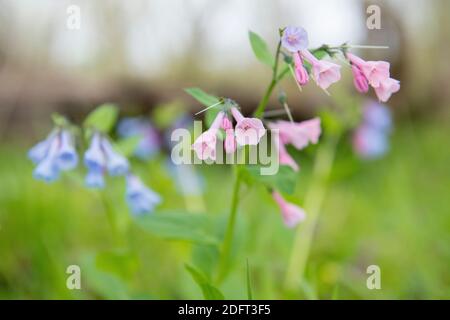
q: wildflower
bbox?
[117,117,161,160]
[351,65,369,93]
[281,26,309,53]
[277,141,299,172]
[126,174,161,215]
[272,191,306,228]
[32,134,60,182]
[84,133,129,188]
[363,101,392,132]
[84,133,106,172]
[29,129,79,182]
[231,107,266,146]
[269,118,321,150]
[85,168,105,189]
[101,138,129,176]
[222,116,237,154]
[300,49,341,90]
[293,52,309,86]
[353,101,392,159]
[28,131,57,164]
[269,118,321,172]
[56,130,78,170]
[373,77,401,103]
[347,53,400,102]
[353,125,389,159]
[192,111,224,160]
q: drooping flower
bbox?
[56,130,78,171]
[29,129,79,182]
[293,52,309,86]
[231,107,266,146]
[347,53,390,87]
[351,65,369,93]
[277,141,299,172]
[353,101,392,159]
[32,134,60,182]
[222,116,237,154]
[300,49,341,90]
[85,168,105,189]
[84,133,106,172]
[347,53,400,102]
[363,101,392,132]
[281,26,309,53]
[373,77,401,103]
[117,117,161,160]
[28,131,57,165]
[353,125,389,159]
[84,132,129,188]
[269,117,321,150]
[269,118,321,172]
[192,111,224,161]
[272,191,306,228]
[101,138,129,176]
[126,174,161,215]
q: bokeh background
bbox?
[0,0,449,299]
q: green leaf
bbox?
[80,253,129,299]
[95,249,139,281]
[184,87,220,107]
[185,264,225,300]
[51,113,69,127]
[115,135,141,157]
[248,31,274,67]
[246,259,253,300]
[83,103,119,133]
[241,165,297,194]
[134,211,220,245]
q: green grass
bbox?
[0,115,449,299]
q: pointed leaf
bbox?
[185,264,225,300]
[249,31,274,67]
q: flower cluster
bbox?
[28,124,161,215]
[353,100,392,159]
[347,53,400,102]
[28,129,78,182]
[281,26,400,102]
[282,26,341,91]
[192,105,266,160]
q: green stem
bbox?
[216,170,242,283]
[254,40,283,118]
[284,134,340,291]
[100,192,126,247]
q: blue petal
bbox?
[85,169,105,189]
[126,175,161,215]
[28,133,55,164]
[84,134,105,171]
[102,138,129,176]
[57,131,78,171]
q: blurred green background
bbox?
[0,0,449,299]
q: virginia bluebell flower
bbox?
[32,134,60,182]
[353,101,392,159]
[117,118,161,160]
[84,133,106,172]
[84,133,129,188]
[126,174,161,215]
[101,138,129,176]
[85,168,105,189]
[281,26,309,53]
[29,129,79,182]
[56,130,78,170]
[28,131,57,164]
